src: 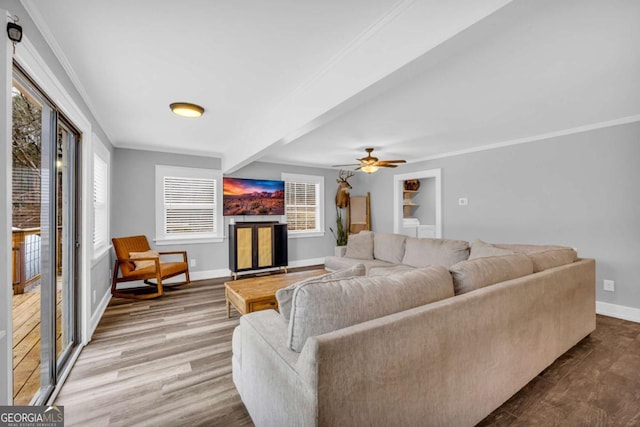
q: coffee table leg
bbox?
[226,300,231,318]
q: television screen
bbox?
[223,177,285,216]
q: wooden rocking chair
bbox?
[111,235,190,300]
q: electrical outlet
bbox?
[92,289,96,304]
[603,279,615,292]
[190,259,196,267]
[458,197,468,206]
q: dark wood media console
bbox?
[228,222,288,279]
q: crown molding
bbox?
[20,0,115,143]
[408,115,640,164]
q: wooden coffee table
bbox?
[225,269,328,317]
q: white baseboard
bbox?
[88,290,111,343]
[190,269,231,281]
[185,258,326,281]
[288,257,325,268]
[596,301,640,324]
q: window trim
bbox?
[281,172,325,238]
[155,165,223,245]
[92,134,110,261]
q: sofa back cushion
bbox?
[494,244,577,272]
[287,266,454,352]
[276,264,366,321]
[402,237,470,268]
[450,253,534,295]
[373,233,407,263]
[469,240,514,260]
[344,231,374,260]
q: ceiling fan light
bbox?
[170,102,204,118]
[361,164,379,174]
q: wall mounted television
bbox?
[223,177,285,216]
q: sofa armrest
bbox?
[235,310,317,426]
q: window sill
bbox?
[288,231,325,239]
[92,245,112,266]
[154,236,224,246]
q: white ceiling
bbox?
[22,0,640,172]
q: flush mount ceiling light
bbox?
[170,102,204,118]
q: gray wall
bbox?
[413,177,436,225]
[112,149,225,273]
[112,153,346,273]
[365,121,640,309]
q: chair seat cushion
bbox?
[129,250,160,270]
[121,261,188,280]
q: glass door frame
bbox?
[55,117,81,375]
[13,64,81,405]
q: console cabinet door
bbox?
[229,223,288,273]
[257,225,273,268]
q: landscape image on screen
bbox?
[223,178,285,216]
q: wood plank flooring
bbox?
[54,279,252,427]
[54,276,640,426]
[12,286,62,405]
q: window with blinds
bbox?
[163,176,216,234]
[155,165,223,244]
[282,173,324,235]
[93,140,109,253]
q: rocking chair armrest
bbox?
[118,256,161,262]
[116,257,162,272]
[158,251,188,262]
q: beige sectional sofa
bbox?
[232,233,595,426]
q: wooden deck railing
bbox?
[12,228,41,295]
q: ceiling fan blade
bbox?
[376,160,407,165]
[332,163,361,167]
[379,164,398,168]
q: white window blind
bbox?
[155,165,223,244]
[282,173,324,236]
[163,176,216,235]
[285,182,318,231]
[93,150,108,252]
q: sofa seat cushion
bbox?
[469,240,515,260]
[276,264,366,321]
[367,264,415,276]
[287,266,454,352]
[450,253,534,295]
[494,244,577,272]
[373,233,407,264]
[324,256,394,272]
[344,231,374,260]
[402,237,470,268]
[122,261,187,280]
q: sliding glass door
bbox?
[11,65,80,405]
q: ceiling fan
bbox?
[333,148,407,173]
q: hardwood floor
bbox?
[13,285,62,405]
[479,315,640,426]
[54,279,252,427]
[55,277,640,426]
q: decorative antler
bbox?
[338,170,355,182]
[335,170,353,209]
